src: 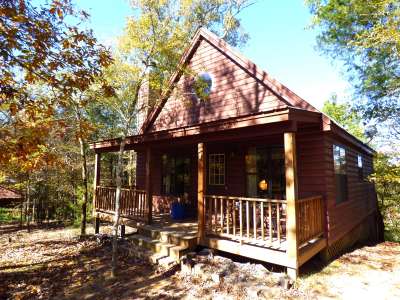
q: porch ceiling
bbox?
[89,107,321,153]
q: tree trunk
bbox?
[111,134,128,277]
[31,197,35,223]
[79,136,89,237]
[19,199,23,228]
[26,178,31,233]
[110,79,141,277]
[128,151,135,187]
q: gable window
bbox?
[333,145,348,204]
[357,154,364,181]
[193,72,213,100]
[209,153,225,185]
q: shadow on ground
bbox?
[0,223,186,300]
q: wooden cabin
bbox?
[0,186,22,208]
[90,28,379,279]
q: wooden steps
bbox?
[129,224,198,265]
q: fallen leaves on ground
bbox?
[0,222,159,300]
[1,222,399,300]
[298,242,400,299]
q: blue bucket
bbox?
[171,202,185,220]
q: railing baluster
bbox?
[144,192,147,217]
[214,197,217,234]
[239,200,243,244]
[133,190,136,217]
[207,197,211,233]
[261,202,264,241]
[134,191,137,217]
[130,190,133,215]
[277,203,281,245]
[233,199,236,236]
[139,192,143,217]
[269,202,272,242]
[105,188,108,210]
[246,201,250,239]
[220,197,224,233]
[226,199,230,235]
[253,201,257,240]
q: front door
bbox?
[161,154,191,198]
[245,146,286,199]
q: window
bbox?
[209,153,225,185]
[357,154,364,181]
[245,146,285,199]
[333,145,348,204]
[193,72,213,100]
[161,154,191,196]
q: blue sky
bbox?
[78,0,350,109]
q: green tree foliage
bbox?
[0,0,112,231]
[371,153,400,242]
[0,0,112,167]
[323,97,400,242]
[322,97,366,141]
[307,0,400,123]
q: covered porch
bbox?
[91,119,327,278]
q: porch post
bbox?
[197,142,206,242]
[145,147,153,224]
[284,132,299,280]
[93,153,101,233]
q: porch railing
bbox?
[95,186,147,219]
[204,195,287,248]
[204,194,325,250]
[296,196,324,246]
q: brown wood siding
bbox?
[150,38,287,132]
[297,129,328,200]
[206,143,246,197]
[324,134,377,245]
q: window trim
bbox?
[208,153,225,186]
[333,144,348,204]
[357,153,364,181]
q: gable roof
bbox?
[140,27,320,134]
[0,186,22,200]
[89,28,374,155]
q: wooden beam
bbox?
[201,237,289,267]
[145,147,153,224]
[197,142,206,242]
[284,132,299,280]
[89,109,292,151]
[93,153,101,218]
[298,238,327,267]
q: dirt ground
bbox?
[0,222,399,300]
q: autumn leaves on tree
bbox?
[0,0,113,233]
[0,0,256,275]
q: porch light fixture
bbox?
[258,179,268,191]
